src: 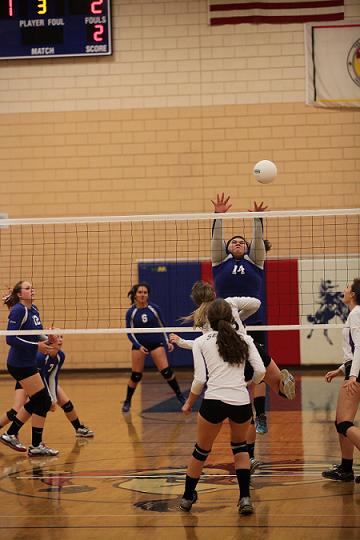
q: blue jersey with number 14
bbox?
[213,255,264,324]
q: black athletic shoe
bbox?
[238,496,254,515]
[322,464,354,482]
[122,400,131,413]
[179,490,198,512]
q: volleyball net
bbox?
[0,208,358,365]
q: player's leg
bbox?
[0,387,27,430]
[1,371,57,455]
[248,332,268,434]
[122,349,146,412]
[180,402,223,512]
[322,384,359,481]
[229,409,253,515]
[264,360,296,400]
[337,385,360,452]
[56,385,94,437]
[152,347,185,405]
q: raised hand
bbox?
[211,193,232,214]
[248,201,269,212]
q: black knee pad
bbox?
[6,408,18,421]
[231,441,248,455]
[29,387,52,418]
[160,367,173,380]
[61,400,74,413]
[336,421,354,436]
[130,371,143,383]
[24,400,35,415]
[192,443,211,462]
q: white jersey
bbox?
[191,331,266,406]
[341,305,360,378]
[177,296,260,350]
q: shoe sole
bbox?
[28,452,59,457]
[322,473,354,482]
[0,437,27,453]
[76,433,95,438]
[239,506,254,515]
[280,369,296,400]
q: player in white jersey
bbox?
[179,298,265,515]
[171,280,295,473]
[170,281,295,399]
[322,278,360,483]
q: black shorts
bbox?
[7,364,39,382]
[344,362,360,383]
[247,329,266,348]
[132,342,164,352]
[199,399,253,424]
[244,342,270,382]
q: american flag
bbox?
[208,0,345,25]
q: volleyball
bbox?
[253,160,277,184]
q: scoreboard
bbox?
[0,0,112,59]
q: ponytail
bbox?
[3,281,23,309]
[208,298,249,366]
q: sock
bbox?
[341,458,353,472]
[125,385,136,403]
[254,395,266,417]
[32,427,43,447]
[71,418,82,431]
[167,377,182,396]
[236,468,251,498]
[7,417,24,436]
[183,474,200,500]
[247,442,255,459]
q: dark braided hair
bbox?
[127,282,150,304]
[351,278,360,304]
[207,298,249,366]
[3,281,24,309]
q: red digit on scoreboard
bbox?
[91,0,104,14]
[8,0,13,16]
[93,24,104,42]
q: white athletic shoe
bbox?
[280,369,296,400]
[249,457,262,474]
[76,426,94,438]
[0,433,27,453]
[28,443,59,456]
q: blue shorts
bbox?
[132,342,164,352]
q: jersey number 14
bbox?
[232,264,245,275]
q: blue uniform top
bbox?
[37,350,65,402]
[126,302,169,349]
[212,255,264,324]
[6,303,43,368]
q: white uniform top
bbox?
[340,305,360,378]
[177,296,260,349]
[191,331,266,405]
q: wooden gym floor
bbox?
[0,370,359,540]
